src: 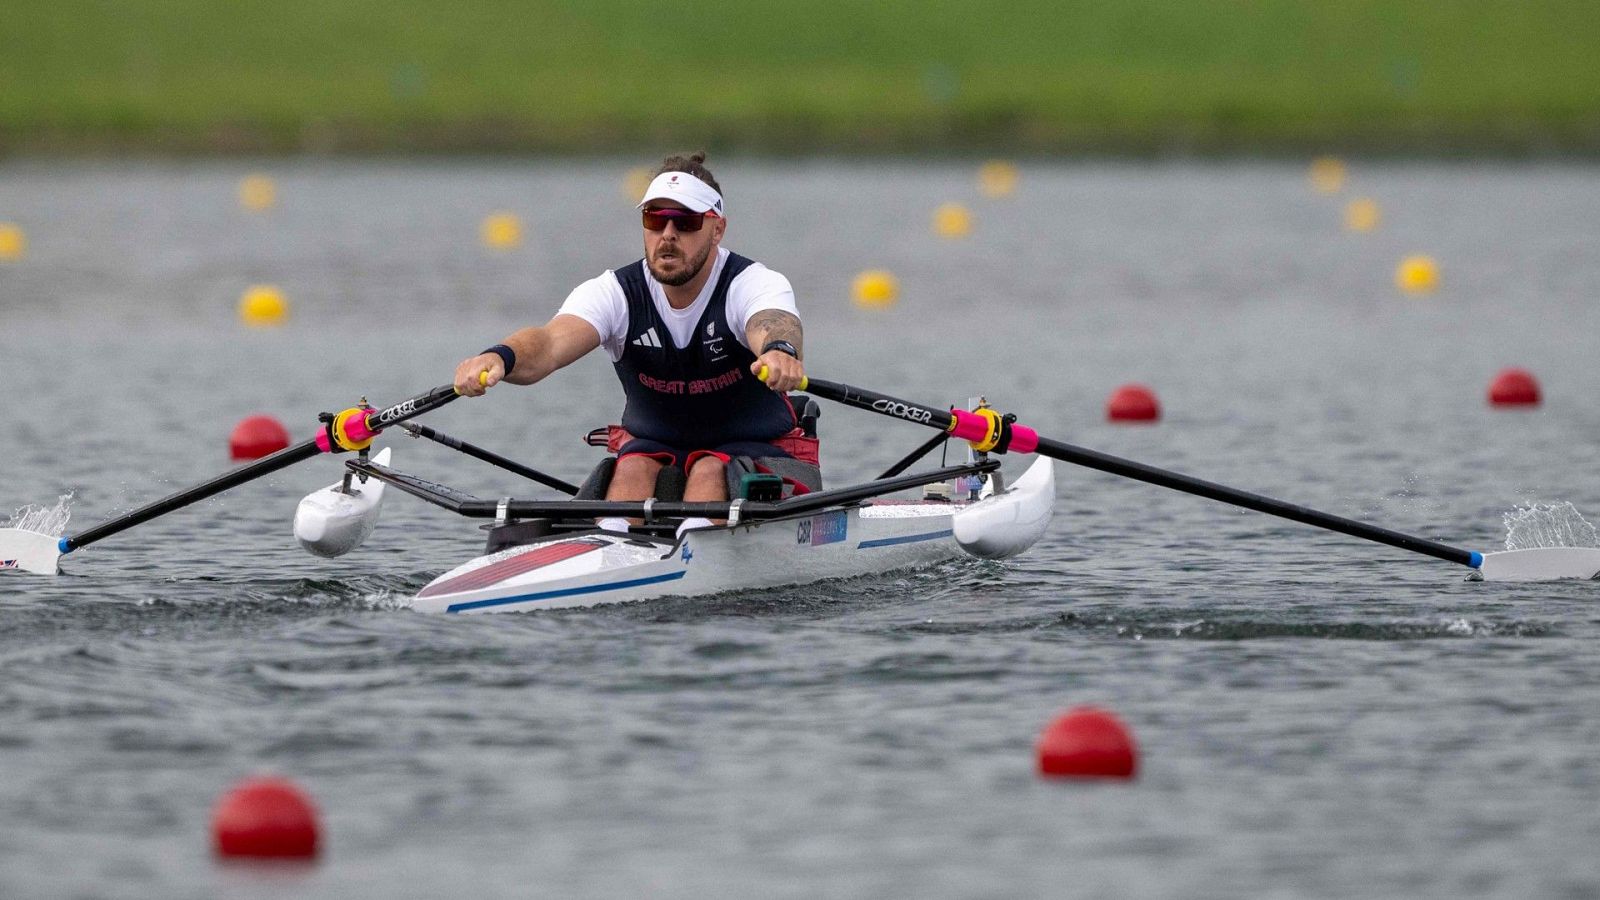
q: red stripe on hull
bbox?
[418,540,604,599]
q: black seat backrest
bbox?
[791,394,821,438]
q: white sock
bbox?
[597,517,630,534]
[676,517,715,538]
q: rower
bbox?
[452,152,818,535]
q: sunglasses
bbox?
[642,207,715,233]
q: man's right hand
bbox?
[454,354,504,397]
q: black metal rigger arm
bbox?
[345,459,998,524]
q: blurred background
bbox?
[2,0,1597,156]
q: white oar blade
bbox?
[1477,547,1600,582]
[0,527,63,575]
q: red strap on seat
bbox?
[753,461,813,495]
[770,428,820,465]
[602,425,635,454]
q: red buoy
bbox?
[1487,368,1541,406]
[1106,384,1160,422]
[229,415,291,460]
[213,777,320,859]
[1036,706,1139,779]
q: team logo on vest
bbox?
[631,327,663,349]
[703,319,727,362]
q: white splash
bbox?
[3,492,74,537]
[363,590,411,611]
[1503,501,1599,551]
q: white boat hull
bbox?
[409,458,1057,614]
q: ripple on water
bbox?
[4,161,1600,898]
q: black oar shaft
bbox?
[805,379,959,432]
[1029,435,1477,567]
[62,383,461,553]
[63,441,321,551]
[801,377,1480,569]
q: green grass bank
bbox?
[4,0,1598,156]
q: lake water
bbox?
[2,159,1600,899]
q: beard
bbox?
[648,239,713,287]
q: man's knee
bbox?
[615,454,664,479]
[607,454,665,501]
[687,456,725,481]
[684,455,728,502]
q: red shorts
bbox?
[603,425,819,467]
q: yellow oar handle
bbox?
[756,365,809,391]
[454,370,491,396]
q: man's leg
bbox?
[684,454,729,502]
[606,454,666,501]
[672,454,728,534]
[599,452,672,531]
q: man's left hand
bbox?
[752,351,805,392]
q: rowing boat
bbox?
[378,454,1053,614]
[288,418,1055,612]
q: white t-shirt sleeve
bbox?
[725,263,800,350]
[557,271,630,361]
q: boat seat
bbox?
[572,456,686,502]
[724,454,822,499]
[791,394,821,438]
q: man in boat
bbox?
[452,153,815,534]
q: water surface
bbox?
[2,159,1599,899]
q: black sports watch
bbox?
[760,339,799,359]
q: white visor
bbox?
[637,171,725,215]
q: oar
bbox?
[763,370,1600,582]
[1,382,467,575]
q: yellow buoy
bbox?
[1395,255,1439,294]
[932,203,973,238]
[239,174,277,212]
[0,223,26,261]
[1344,197,1380,232]
[851,270,900,308]
[239,285,289,326]
[978,161,1019,198]
[1309,156,1347,195]
[624,167,653,202]
[480,212,523,249]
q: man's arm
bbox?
[745,309,805,392]
[454,314,602,396]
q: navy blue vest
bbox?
[612,253,796,447]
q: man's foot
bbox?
[676,517,715,538]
